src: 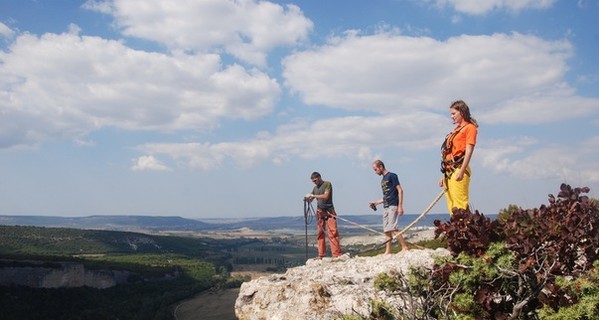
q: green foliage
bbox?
[0,277,209,320]
[496,204,521,224]
[0,225,234,258]
[451,293,476,314]
[372,184,599,320]
[339,315,365,320]
[374,272,403,292]
[0,225,252,319]
[413,237,448,250]
[369,299,397,320]
[539,260,599,320]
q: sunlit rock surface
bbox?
[235,248,450,320]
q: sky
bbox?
[0,0,598,219]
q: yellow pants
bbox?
[444,167,471,215]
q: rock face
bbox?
[235,248,450,320]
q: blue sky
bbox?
[0,0,598,219]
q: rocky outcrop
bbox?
[235,248,450,320]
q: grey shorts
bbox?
[383,206,398,232]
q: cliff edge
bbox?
[235,248,450,320]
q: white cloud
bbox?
[478,136,599,182]
[132,155,171,171]
[0,22,15,39]
[283,31,599,123]
[434,0,556,15]
[136,112,448,170]
[479,90,599,124]
[84,0,313,67]
[0,31,280,148]
[81,0,113,14]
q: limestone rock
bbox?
[235,248,450,320]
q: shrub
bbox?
[375,184,599,320]
[433,209,500,257]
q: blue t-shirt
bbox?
[381,172,400,208]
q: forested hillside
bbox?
[0,225,255,319]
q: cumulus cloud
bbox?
[3,0,596,181]
[132,155,171,171]
[83,0,313,67]
[128,26,598,177]
[136,112,448,170]
[0,22,15,39]
[283,31,599,123]
[0,31,280,148]
[433,0,556,15]
[478,137,599,182]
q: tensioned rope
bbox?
[361,189,445,253]
[303,189,446,256]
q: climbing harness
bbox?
[440,125,467,178]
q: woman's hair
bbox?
[450,100,478,127]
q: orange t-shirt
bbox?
[444,122,477,161]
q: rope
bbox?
[396,189,445,237]
[303,199,315,260]
[305,200,385,236]
[360,189,446,254]
[302,189,446,256]
[334,215,386,236]
[303,199,315,225]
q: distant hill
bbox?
[0,213,459,234]
[0,224,238,257]
[0,215,213,231]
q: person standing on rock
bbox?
[438,100,479,215]
[369,160,409,254]
[305,172,343,258]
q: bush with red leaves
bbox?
[426,184,599,319]
[501,184,599,276]
[433,208,500,257]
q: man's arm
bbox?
[396,184,404,215]
[312,191,330,200]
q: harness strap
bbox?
[440,124,468,177]
[317,208,336,220]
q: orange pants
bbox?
[316,208,342,257]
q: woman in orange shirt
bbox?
[438,100,479,215]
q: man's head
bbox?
[310,172,322,185]
[372,160,386,176]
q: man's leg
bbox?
[316,209,327,257]
[384,231,393,254]
[383,207,398,254]
[326,209,342,257]
[396,232,409,252]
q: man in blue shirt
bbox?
[369,160,409,254]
